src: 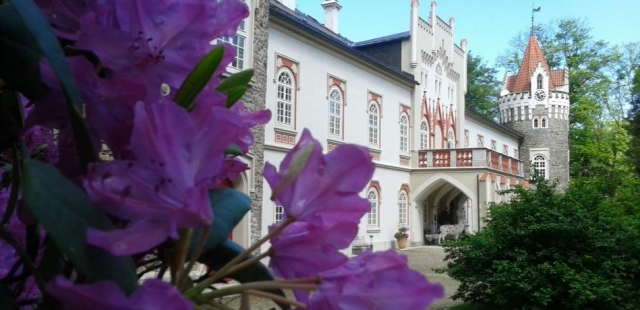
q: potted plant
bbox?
[394,227,410,250]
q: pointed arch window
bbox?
[541,117,548,128]
[420,121,429,149]
[537,74,543,89]
[368,102,380,146]
[276,70,294,126]
[532,154,547,178]
[400,113,409,153]
[447,130,455,149]
[398,191,408,226]
[533,117,539,128]
[367,188,379,227]
[328,87,343,136]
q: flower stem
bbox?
[245,289,307,309]
[184,216,295,298]
[179,226,210,289]
[0,226,46,296]
[222,248,272,277]
[172,228,194,288]
[195,280,317,302]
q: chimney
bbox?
[278,0,296,11]
[322,0,342,33]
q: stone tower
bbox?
[498,35,570,190]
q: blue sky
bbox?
[297,0,640,72]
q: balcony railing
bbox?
[416,148,524,176]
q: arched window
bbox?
[398,191,408,226]
[400,114,409,153]
[368,102,380,146]
[532,154,547,178]
[367,188,379,227]
[495,182,502,203]
[276,70,294,125]
[536,74,543,89]
[420,121,429,149]
[328,88,342,136]
[541,117,547,128]
[533,117,539,128]
[447,130,455,148]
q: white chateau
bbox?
[221,0,570,252]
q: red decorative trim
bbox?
[399,184,410,195]
[399,156,410,166]
[368,181,382,200]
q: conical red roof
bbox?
[505,35,555,93]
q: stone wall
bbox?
[244,1,270,251]
[505,105,570,191]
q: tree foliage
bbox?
[628,69,640,174]
[465,51,501,120]
[437,178,640,309]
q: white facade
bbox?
[253,0,535,252]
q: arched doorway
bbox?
[412,174,475,244]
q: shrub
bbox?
[436,177,640,309]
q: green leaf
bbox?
[174,46,225,110]
[20,159,137,294]
[224,144,242,157]
[223,85,248,108]
[215,69,253,107]
[9,0,97,168]
[199,240,290,310]
[215,69,254,93]
[193,188,251,253]
[0,284,17,310]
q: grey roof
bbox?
[354,31,410,47]
[465,109,525,140]
[269,1,416,85]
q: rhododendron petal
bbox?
[48,277,193,310]
[86,220,172,256]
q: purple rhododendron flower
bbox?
[84,100,248,255]
[268,219,355,279]
[263,129,374,224]
[306,250,445,309]
[75,0,248,96]
[264,129,374,278]
[48,277,192,310]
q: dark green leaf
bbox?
[20,159,137,294]
[194,188,251,252]
[39,241,63,283]
[199,240,290,310]
[9,0,97,167]
[224,86,248,108]
[215,69,253,93]
[174,46,225,110]
[224,145,242,157]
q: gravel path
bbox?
[398,246,463,309]
[220,245,461,309]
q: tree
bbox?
[628,69,640,174]
[465,51,501,119]
[437,178,640,309]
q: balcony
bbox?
[416,148,524,177]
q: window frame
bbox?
[399,113,409,154]
[532,154,548,178]
[447,129,455,149]
[536,74,543,89]
[328,86,343,137]
[420,120,429,150]
[275,68,295,127]
[398,191,408,227]
[368,101,380,147]
[367,188,380,227]
[274,204,284,223]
